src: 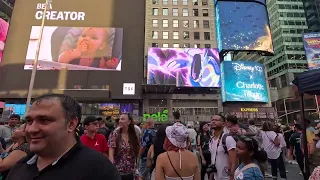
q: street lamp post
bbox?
[25,0,51,114]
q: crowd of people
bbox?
[0,94,320,180]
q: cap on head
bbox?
[83,116,97,126]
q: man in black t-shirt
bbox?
[97,117,112,141]
[289,123,305,179]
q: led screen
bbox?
[221,61,269,102]
[302,32,320,70]
[3,104,28,118]
[216,2,273,54]
[147,48,221,87]
[24,26,123,70]
[0,18,9,64]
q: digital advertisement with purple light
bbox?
[147,48,221,87]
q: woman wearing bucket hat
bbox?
[155,123,200,180]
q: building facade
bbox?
[303,0,320,31]
[143,0,221,122]
[233,0,318,123]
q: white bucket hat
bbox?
[165,123,189,148]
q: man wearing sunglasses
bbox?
[80,116,109,157]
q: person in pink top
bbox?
[0,18,9,63]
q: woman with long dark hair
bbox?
[197,122,211,180]
[234,135,267,180]
[108,113,140,180]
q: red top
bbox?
[80,133,108,153]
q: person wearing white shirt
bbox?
[209,115,237,180]
[261,122,286,180]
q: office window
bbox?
[202,0,208,5]
[163,43,169,48]
[173,0,178,5]
[162,19,169,27]
[163,8,168,15]
[153,8,159,15]
[183,9,188,16]
[183,31,190,39]
[163,0,168,5]
[152,19,158,27]
[183,0,188,5]
[193,0,198,5]
[163,31,169,39]
[193,9,199,16]
[152,31,158,39]
[173,8,179,16]
[203,9,208,16]
[194,32,200,40]
[173,20,179,27]
[152,43,158,47]
[204,44,211,48]
[152,0,159,4]
[173,31,179,39]
[183,20,189,27]
[173,43,180,48]
[194,44,200,48]
[193,20,199,28]
[203,20,209,28]
[183,43,190,48]
[204,32,210,40]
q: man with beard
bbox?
[6,94,120,180]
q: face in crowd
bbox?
[211,115,225,130]
[9,116,20,127]
[25,96,79,155]
[118,114,132,129]
[85,120,99,133]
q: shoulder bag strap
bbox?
[166,152,184,180]
[234,163,259,180]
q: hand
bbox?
[202,159,206,166]
[105,58,119,69]
[78,41,88,53]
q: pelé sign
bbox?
[143,110,168,122]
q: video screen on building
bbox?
[25,26,123,70]
[302,32,320,70]
[221,61,269,102]
[0,18,9,64]
[216,1,273,55]
[147,48,221,87]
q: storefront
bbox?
[223,106,277,124]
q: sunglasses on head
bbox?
[239,135,255,148]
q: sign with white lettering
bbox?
[123,83,135,95]
[221,61,269,102]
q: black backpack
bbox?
[221,134,239,155]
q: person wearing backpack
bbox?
[97,116,112,141]
[225,115,246,141]
[208,114,238,180]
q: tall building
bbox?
[0,0,14,20]
[143,0,222,122]
[303,0,320,31]
[234,0,318,122]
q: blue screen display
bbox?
[216,1,273,54]
[221,61,269,102]
[3,104,27,117]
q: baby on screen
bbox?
[58,27,119,69]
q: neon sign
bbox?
[143,110,168,122]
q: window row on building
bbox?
[152,8,209,17]
[152,0,208,6]
[152,19,211,29]
[151,43,212,48]
[152,31,211,40]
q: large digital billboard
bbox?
[147,48,221,87]
[303,32,320,70]
[221,61,269,102]
[215,2,273,55]
[0,18,8,64]
[25,26,122,70]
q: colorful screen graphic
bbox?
[147,48,221,87]
[24,26,123,70]
[216,2,273,54]
[3,104,28,118]
[0,18,9,64]
[221,61,269,102]
[303,32,320,70]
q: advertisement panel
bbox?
[0,18,8,64]
[221,61,269,102]
[303,32,320,70]
[147,48,221,87]
[215,2,273,55]
[25,26,122,70]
